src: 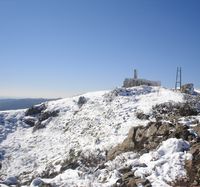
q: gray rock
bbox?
[2,176,19,185]
[30,178,53,187]
[25,104,46,116]
[77,96,87,107]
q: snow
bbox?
[0,86,187,186]
[39,138,191,187]
[195,89,200,94]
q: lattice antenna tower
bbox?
[175,67,182,90]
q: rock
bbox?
[31,110,59,132]
[107,121,196,160]
[30,178,44,187]
[122,171,135,182]
[192,124,200,137]
[30,178,53,187]
[178,142,200,186]
[179,102,198,116]
[152,101,199,122]
[181,83,194,95]
[107,127,137,160]
[1,176,19,185]
[136,112,150,120]
[118,166,132,174]
[157,122,174,136]
[23,117,37,127]
[172,124,190,140]
[25,105,59,132]
[33,121,46,132]
[38,111,59,122]
[77,96,87,107]
[60,161,80,172]
[25,104,46,116]
[116,171,152,187]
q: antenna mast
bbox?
[175,67,182,90]
[134,69,138,79]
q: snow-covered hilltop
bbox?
[1,86,200,187]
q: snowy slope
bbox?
[0,86,188,186]
[195,88,200,94]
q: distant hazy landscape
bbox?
[0,98,57,111]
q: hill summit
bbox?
[1,86,200,187]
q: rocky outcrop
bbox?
[23,117,37,127]
[193,124,200,137]
[24,104,59,132]
[77,96,87,108]
[173,142,200,187]
[152,102,199,122]
[107,121,197,160]
[136,111,150,120]
[115,172,152,187]
[25,104,47,116]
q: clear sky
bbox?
[0,0,200,98]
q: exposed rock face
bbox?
[32,111,59,132]
[23,117,36,127]
[110,118,200,187]
[136,111,150,120]
[173,142,200,187]
[188,143,200,184]
[24,104,59,132]
[116,172,152,187]
[107,121,197,160]
[193,124,200,137]
[152,102,199,122]
[25,104,47,116]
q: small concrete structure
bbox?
[123,69,161,88]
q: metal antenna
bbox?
[175,67,182,90]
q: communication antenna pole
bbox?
[134,69,138,79]
[175,67,182,90]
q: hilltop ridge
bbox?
[1,86,200,187]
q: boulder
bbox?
[77,96,87,107]
[181,83,194,95]
[136,111,150,120]
[25,104,46,116]
[30,178,53,187]
[23,117,37,127]
[32,121,46,132]
[1,176,19,186]
[39,111,59,122]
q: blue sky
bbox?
[0,0,200,98]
